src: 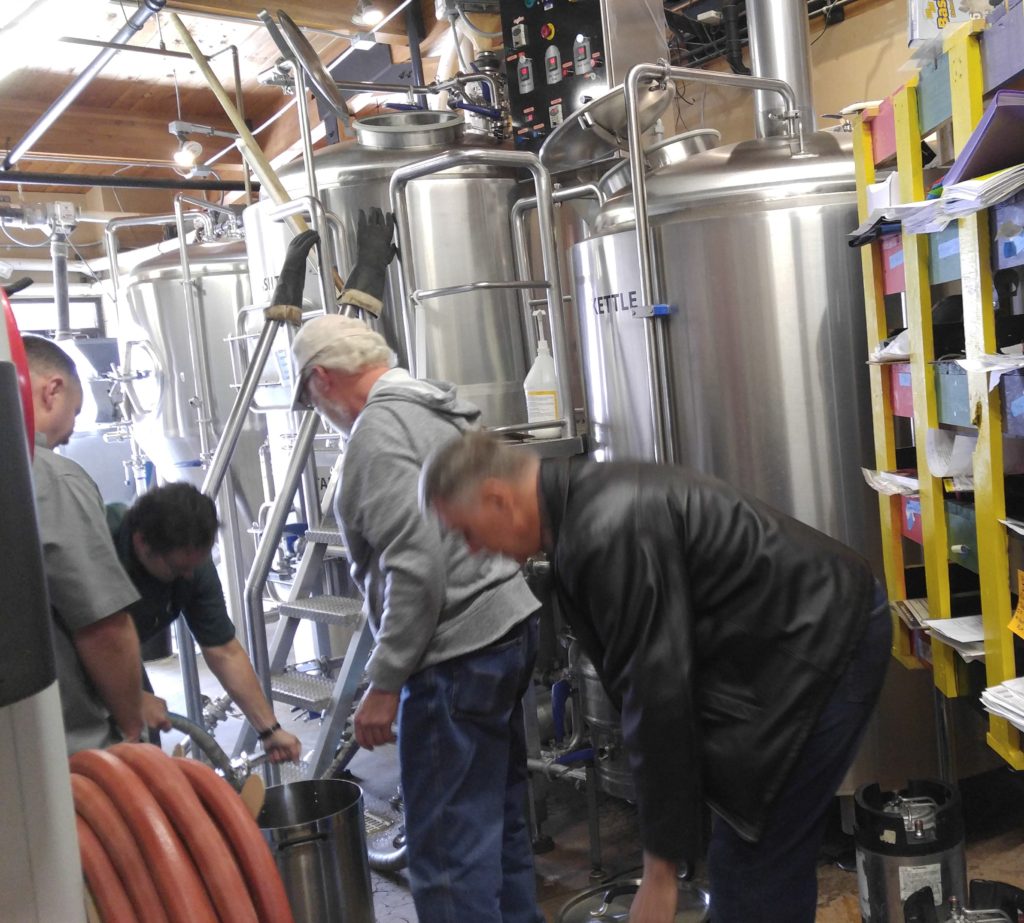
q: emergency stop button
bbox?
[540,22,555,41]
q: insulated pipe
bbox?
[2,0,167,171]
[389,149,575,439]
[747,0,815,139]
[109,744,260,923]
[174,757,296,923]
[0,171,253,192]
[50,232,71,339]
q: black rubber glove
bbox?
[340,207,397,316]
[270,229,319,310]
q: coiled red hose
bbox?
[71,773,171,923]
[69,745,295,923]
[110,744,260,923]
[76,815,137,923]
[70,748,218,923]
[174,757,296,923]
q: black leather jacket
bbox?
[539,457,876,865]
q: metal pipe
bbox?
[747,0,816,139]
[243,410,321,784]
[2,0,167,170]
[49,233,71,339]
[488,419,567,434]
[413,280,547,303]
[526,757,587,783]
[0,171,253,192]
[173,194,221,463]
[209,44,253,204]
[104,210,209,324]
[201,320,283,498]
[389,148,575,438]
[511,182,603,325]
[58,35,192,59]
[291,66,335,322]
[405,2,428,110]
[174,617,206,727]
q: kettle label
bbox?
[593,290,638,315]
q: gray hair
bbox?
[22,334,80,381]
[420,430,534,508]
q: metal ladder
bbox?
[232,448,375,780]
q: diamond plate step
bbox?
[270,671,334,712]
[305,527,346,548]
[278,595,363,626]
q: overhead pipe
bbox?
[405,2,428,109]
[723,0,751,75]
[0,171,254,192]
[747,0,816,139]
[49,233,71,339]
[2,0,168,171]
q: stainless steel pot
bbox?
[557,878,710,922]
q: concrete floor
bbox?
[148,653,1024,922]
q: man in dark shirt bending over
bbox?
[108,482,300,763]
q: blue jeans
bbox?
[707,583,892,923]
[398,614,545,923]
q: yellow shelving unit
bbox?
[853,19,1024,770]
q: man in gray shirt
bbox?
[291,313,544,923]
[25,334,148,752]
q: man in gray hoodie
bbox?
[291,313,544,923]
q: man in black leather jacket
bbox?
[421,431,891,923]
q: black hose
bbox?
[166,712,239,788]
[723,0,751,75]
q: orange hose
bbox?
[109,744,259,923]
[175,757,296,923]
[69,749,218,923]
[71,773,171,923]
[76,815,138,923]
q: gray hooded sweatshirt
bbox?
[338,368,539,692]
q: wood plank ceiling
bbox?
[0,0,438,196]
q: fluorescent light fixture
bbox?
[0,0,98,81]
[352,0,384,28]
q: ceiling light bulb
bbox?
[173,139,203,168]
[352,0,384,27]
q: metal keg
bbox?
[855,779,967,922]
[571,642,635,801]
[556,876,709,922]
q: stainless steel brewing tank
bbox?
[243,112,531,427]
[571,131,877,559]
[119,239,264,481]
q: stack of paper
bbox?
[942,165,1024,218]
[861,468,919,496]
[924,616,986,662]
[868,329,911,363]
[981,677,1024,733]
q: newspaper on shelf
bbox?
[981,676,1024,733]
[923,615,986,663]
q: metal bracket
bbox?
[631,303,675,318]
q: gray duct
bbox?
[746,0,815,139]
[2,0,167,171]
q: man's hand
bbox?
[353,686,400,750]
[262,726,302,763]
[141,690,171,733]
[629,852,679,923]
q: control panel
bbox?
[498,0,608,150]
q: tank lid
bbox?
[353,111,465,151]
